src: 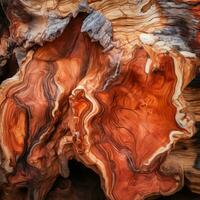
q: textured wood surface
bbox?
[0,1,200,200]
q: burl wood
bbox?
[0,0,200,200]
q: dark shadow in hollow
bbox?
[46,159,106,200]
[0,54,19,84]
[158,186,200,200]
[0,2,9,35]
[47,160,200,200]
[188,73,200,88]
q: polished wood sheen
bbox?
[0,0,200,200]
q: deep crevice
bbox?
[46,159,106,200]
[0,54,19,84]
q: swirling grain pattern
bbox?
[0,0,199,200]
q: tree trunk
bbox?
[0,1,200,200]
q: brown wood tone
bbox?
[184,87,200,122]
[0,1,200,200]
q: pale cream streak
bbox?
[143,38,196,126]
[20,0,81,17]
[70,50,124,198]
[172,53,195,134]
[51,82,64,117]
[18,0,166,62]
[71,77,111,198]
[145,58,152,74]
[0,103,13,172]
[139,34,197,58]
[144,130,184,166]
[52,59,81,117]
[139,33,158,45]
[179,51,196,58]
[70,53,121,198]
[154,41,172,53]
[136,27,197,167]
[0,51,34,172]
[89,0,166,61]
[58,135,73,156]
[144,51,196,166]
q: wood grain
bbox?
[0,1,200,200]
